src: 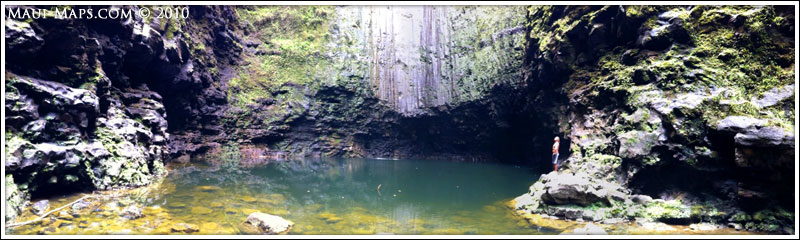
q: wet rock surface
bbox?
[537,172,629,207]
[561,223,608,235]
[4,5,241,223]
[31,200,50,216]
[170,223,200,233]
[2,4,794,235]
[121,205,143,220]
[244,212,294,235]
[514,5,794,234]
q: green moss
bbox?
[578,5,794,137]
[165,18,180,40]
[690,202,726,222]
[228,6,333,108]
[5,174,28,223]
[688,6,793,95]
[640,200,691,221]
[624,5,668,19]
[730,212,751,222]
[4,130,29,159]
[591,154,621,166]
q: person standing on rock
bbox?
[552,136,560,172]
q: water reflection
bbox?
[10,158,552,234]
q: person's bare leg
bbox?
[554,164,558,172]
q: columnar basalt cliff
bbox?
[221,6,532,162]
[3,5,796,234]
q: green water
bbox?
[10,158,558,235]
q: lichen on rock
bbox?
[513,5,794,234]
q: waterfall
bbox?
[333,6,526,115]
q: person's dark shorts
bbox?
[552,153,559,164]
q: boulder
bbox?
[32,199,50,216]
[689,223,721,231]
[637,221,677,232]
[539,172,628,206]
[244,212,294,235]
[71,199,91,212]
[561,223,607,235]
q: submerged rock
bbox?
[317,212,343,224]
[191,206,214,215]
[195,185,222,192]
[200,222,223,234]
[121,205,143,220]
[210,202,225,208]
[244,212,294,234]
[241,196,258,203]
[170,222,200,233]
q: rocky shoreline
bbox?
[510,5,794,235]
[512,171,792,234]
[3,5,795,234]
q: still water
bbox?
[10,158,554,235]
[8,158,752,235]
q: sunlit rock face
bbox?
[334,6,527,115]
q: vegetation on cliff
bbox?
[514,5,794,234]
[220,6,530,161]
[4,5,240,224]
[2,4,795,235]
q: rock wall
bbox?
[220,6,539,163]
[4,5,795,233]
[333,6,526,115]
[4,5,242,223]
[512,5,795,234]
